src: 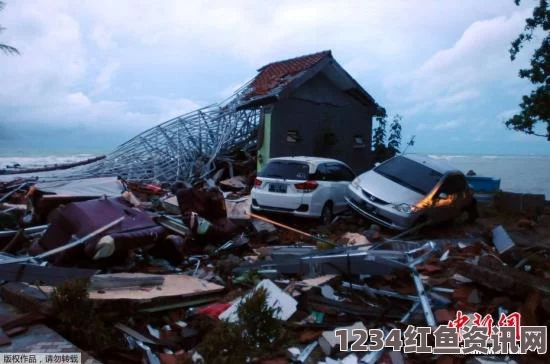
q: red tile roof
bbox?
[248,50,331,97]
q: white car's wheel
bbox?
[320,202,333,225]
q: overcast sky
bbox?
[0,0,548,156]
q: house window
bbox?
[353,135,366,148]
[287,130,300,143]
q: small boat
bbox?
[466,176,501,201]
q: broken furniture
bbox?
[29,197,166,267]
[28,177,125,223]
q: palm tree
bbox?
[0,1,18,55]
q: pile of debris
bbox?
[0,174,549,363]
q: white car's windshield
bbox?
[374,156,442,195]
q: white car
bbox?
[251,156,355,224]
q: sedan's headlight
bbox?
[393,203,417,214]
[351,177,361,188]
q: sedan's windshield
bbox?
[374,156,442,195]
[259,160,310,180]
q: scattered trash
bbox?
[296,341,318,363]
[492,225,515,254]
[341,232,369,246]
[320,285,342,301]
[0,150,549,363]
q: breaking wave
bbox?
[0,154,95,169]
[426,155,467,160]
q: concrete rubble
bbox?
[0,173,549,364]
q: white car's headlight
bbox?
[351,177,361,188]
[393,203,417,214]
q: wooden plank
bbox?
[0,264,97,286]
[88,274,223,301]
[0,283,54,316]
[138,296,220,313]
[114,323,158,345]
[0,331,10,346]
[90,273,164,290]
[0,312,44,331]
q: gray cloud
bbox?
[0,0,546,154]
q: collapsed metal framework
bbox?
[80,81,261,183]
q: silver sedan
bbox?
[346,154,477,230]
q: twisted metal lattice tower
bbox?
[80,81,261,183]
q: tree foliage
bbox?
[0,1,19,55]
[197,287,290,363]
[507,0,549,140]
[51,279,121,354]
[373,109,388,148]
[388,114,403,154]
[372,111,407,163]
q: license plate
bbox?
[269,183,287,193]
[361,200,376,212]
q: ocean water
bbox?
[0,154,97,169]
[427,154,550,198]
[1,153,549,198]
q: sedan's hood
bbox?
[357,170,424,205]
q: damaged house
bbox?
[238,50,380,172]
[81,50,380,182]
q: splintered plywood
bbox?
[88,274,224,301]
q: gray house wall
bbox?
[269,73,375,172]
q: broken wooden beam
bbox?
[0,282,54,316]
[0,263,97,286]
[455,260,550,296]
